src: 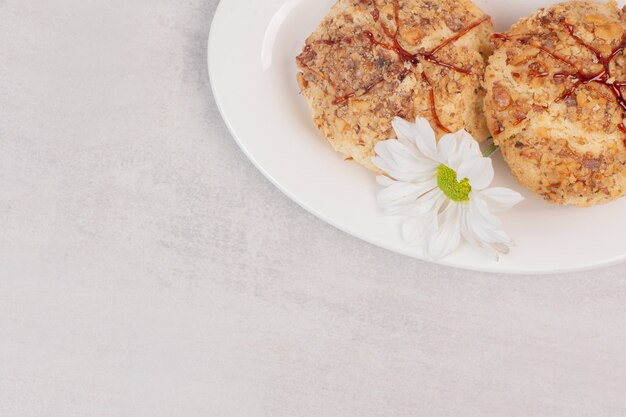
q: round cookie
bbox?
[296,0,493,172]
[484,0,626,207]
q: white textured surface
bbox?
[1,0,626,415]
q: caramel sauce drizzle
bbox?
[512,117,527,126]
[493,24,626,146]
[332,78,385,105]
[421,73,448,133]
[496,33,577,70]
[300,0,491,133]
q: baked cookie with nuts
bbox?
[484,0,626,207]
[296,0,493,171]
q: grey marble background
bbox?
[1,0,625,416]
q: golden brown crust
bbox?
[296,0,493,171]
[484,0,626,207]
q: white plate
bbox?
[209,0,626,274]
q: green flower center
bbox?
[436,164,471,202]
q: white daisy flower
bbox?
[372,117,524,261]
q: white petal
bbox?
[457,156,494,190]
[436,130,476,171]
[376,175,396,187]
[460,206,477,245]
[391,117,417,144]
[458,194,519,260]
[425,202,462,260]
[477,241,503,261]
[377,179,437,216]
[404,188,444,216]
[460,208,500,261]
[467,223,513,259]
[373,140,419,170]
[391,117,423,157]
[470,218,513,249]
[373,140,438,182]
[477,187,524,212]
[458,130,482,158]
[378,181,427,207]
[401,214,435,247]
[409,117,438,160]
[436,133,458,165]
[469,193,502,229]
[468,198,513,245]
